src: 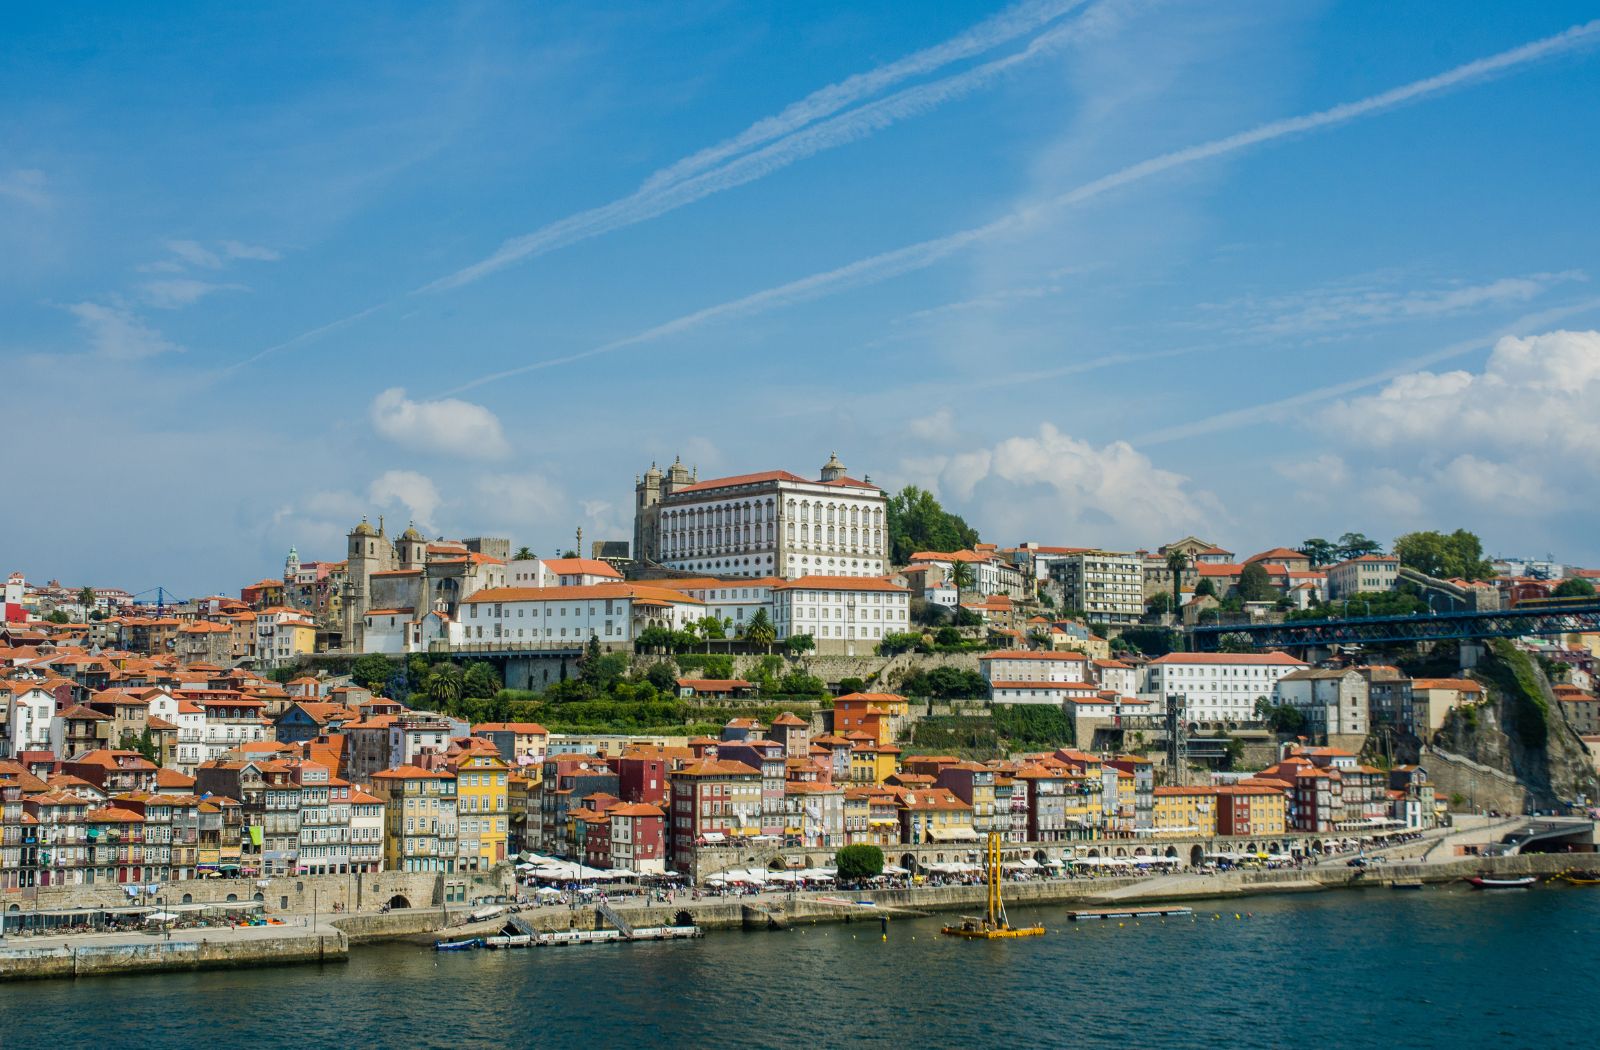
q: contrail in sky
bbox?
[447,20,1600,395]
[421,0,1100,291]
[229,0,1094,369]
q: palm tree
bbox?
[1165,550,1189,616]
[950,560,975,606]
[745,609,776,653]
[77,586,96,619]
[425,663,464,709]
[513,546,534,561]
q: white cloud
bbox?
[221,240,281,262]
[369,387,510,460]
[908,407,959,444]
[908,423,1213,542]
[473,472,566,529]
[166,239,224,269]
[139,278,244,309]
[0,168,50,209]
[66,301,182,360]
[368,470,441,529]
[1323,329,1600,458]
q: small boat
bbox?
[941,832,1045,940]
[1555,870,1600,886]
[434,937,486,951]
[1466,875,1536,890]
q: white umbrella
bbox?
[145,912,178,922]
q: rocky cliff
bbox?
[1433,640,1598,809]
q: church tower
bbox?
[343,518,379,651]
[820,451,847,483]
[397,523,427,571]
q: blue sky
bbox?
[6,1,1600,597]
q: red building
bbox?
[607,802,667,874]
[614,753,669,805]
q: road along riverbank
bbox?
[0,852,1581,980]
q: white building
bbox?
[654,577,778,634]
[987,681,1100,705]
[1274,668,1370,739]
[6,681,56,756]
[1092,658,1139,696]
[1142,652,1309,725]
[635,454,888,580]
[1047,550,1145,624]
[1326,555,1400,599]
[505,557,624,588]
[907,550,1026,599]
[173,699,207,773]
[979,650,1091,686]
[771,576,910,656]
[450,584,705,648]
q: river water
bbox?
[3,885,1592,1049]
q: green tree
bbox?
[351,654,394,692]
[744,608,776,652]
[834,843,885,882]
[1194,578,1218,599]
[1218,632,1254,653]
[838,676,867,695]
[884,485,980,566]
[425,663,464,708]
[463,661,502,700]
[950,560,975,604]
[1298,538,1337,567]
[952,607,983,628]
[645,661,678,691]
[1165,550,1189,612]
[1253,696,1307,735]
[121,728,161,766]
[45,610,70,624]
[77,586,97,615]
[1393,529,1493,580]
[785,634,815,657]
[1554,576,1596,598]
[513,546,534,560]
[1335,532,1383,561]
[1146,592,1173,616]
[1237,563,1277,602]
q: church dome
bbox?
[400,524,425,542]
[351,518,376,537]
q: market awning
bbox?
[926,826,980,841]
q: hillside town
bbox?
[3,453,1598,898]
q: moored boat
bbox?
[434,936,486,951]
[1555,870,1600,886]
[940,832,1045,940]
[1466,875,1536,890]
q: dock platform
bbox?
[1065,907,1194,921]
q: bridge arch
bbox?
[387,894,412,910]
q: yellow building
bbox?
[371,765,458,873]
[1061,773,1105,836]
[1151,786,1218,837]
[898,787,977,844]
[451,749,510,870]
[849,741,901,785]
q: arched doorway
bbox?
[1189,845,1204,868]
[1134,847,1148,857]
[673,910,694,928]
[1114,847,1128,858]
[899,853,917,874]
[181,893,193,904]
[225,893,238,902]
[1164,846,1178,859]
[387,894,412,910]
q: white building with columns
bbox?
[635,454,888,580]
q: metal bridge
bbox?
[1190,600,1600,651]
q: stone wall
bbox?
[10,866,514,918]
[0,930,348,981]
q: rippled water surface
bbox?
[3,885,1593,1048]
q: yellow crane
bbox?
[941,832,1045,939]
